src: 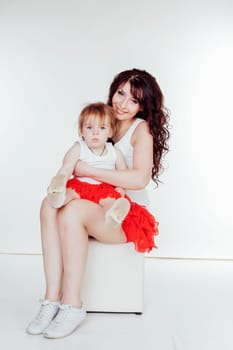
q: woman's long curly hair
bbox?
[107,68,170,185]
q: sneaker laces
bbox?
[53,305,77,323]
[34,299,59,321]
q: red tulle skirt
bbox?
[67,178,159,253]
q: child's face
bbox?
[80,114,113,150]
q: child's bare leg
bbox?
[99,197,116,211]
[63,188,80,205]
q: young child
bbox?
[47,102,130,225]
[46,101,158,253]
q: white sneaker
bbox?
[26,299,60,335]
[43,304,86,339]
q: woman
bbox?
[26,68,170,339]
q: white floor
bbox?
[1,255,233,350]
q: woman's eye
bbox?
[117,90,124,96]
[100,126,106,130]
[87,126,92,130]
[131,99,138,104]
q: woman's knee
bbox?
[58,199,96,225]
[40,197,57,220]
[57,200,92,238]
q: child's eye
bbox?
[86,126,92,130]
[100,126,107,130]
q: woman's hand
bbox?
[74,160,92,177]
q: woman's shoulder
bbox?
[131,119,152,146]
[133,119,150,136]
[123,118,147,140]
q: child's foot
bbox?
[105,198,130,225]
[47,175,67,208]
[43,304,86,339]
[26,299,60,335]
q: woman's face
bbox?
[111,81,142,121]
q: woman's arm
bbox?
[56,142,81,179]
[76,123,153,190]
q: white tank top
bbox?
[75,138,117,184]
[114,118,150,208]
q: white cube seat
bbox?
[81,239,145,314]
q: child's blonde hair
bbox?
[78,102,118,136]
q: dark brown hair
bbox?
[107,68,170,185]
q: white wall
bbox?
[0,0,232,258]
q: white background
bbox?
[0,0,232,258]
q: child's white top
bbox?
[114,118,150,208]
[75,138,116,184]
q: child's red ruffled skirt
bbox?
[67,178,159,253]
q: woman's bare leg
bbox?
[58,199,126,308]
[40,198,63,301]
[58,202,88,308]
